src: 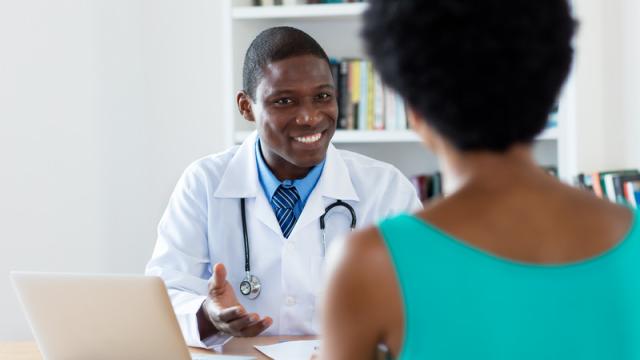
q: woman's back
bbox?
[380,207,639,359]
[318,166,638,360]
[375,172,638,359]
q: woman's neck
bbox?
[440,144,545,195]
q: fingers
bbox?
[209,306,273,337]
[216,305,246,323]
[234,316,273,337]
[210,263,227,291]
[227,313,259,333]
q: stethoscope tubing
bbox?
[240,198,251,275]
[239,197,356,299]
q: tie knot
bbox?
[272,185,300,210]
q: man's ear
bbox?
[237,91,255,122]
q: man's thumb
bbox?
[211,263,227,289]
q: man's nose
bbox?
[295,104,322,126]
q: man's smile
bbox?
[293,132,323,144]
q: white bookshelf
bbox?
[223,0,573,180]
[232,3,367,20]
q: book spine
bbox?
[366,62,375,130]
[330,60,342,129]
[358,60,368,130]
[592,173,604,199]
[384,87,396,131]
[338,60,350,130]
[624,182,637,208]
[373,71,384,130]
[350,60,361,130]
[604,174,617,203]
[395,94,406,130]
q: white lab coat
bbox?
[145,131,421,348]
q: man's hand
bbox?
[201,263,273,337]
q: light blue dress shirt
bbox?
[255,137,325,219]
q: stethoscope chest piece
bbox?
[239,273,261,300]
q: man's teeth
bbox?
[294,133,322,143]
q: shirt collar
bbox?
[255,137,325,205]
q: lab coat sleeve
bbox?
[390,169,423,213]
[145,164,231,348]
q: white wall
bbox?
[572,0,640,173]
[0,0,225,340]
[620,0,640,169]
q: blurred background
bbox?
[1,0,639,340]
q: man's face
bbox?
[244,55,338,176]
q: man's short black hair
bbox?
[362,0,576,152]
[243,26,330,100]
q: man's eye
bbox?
[316,93,331,100]
[274,98,293,105]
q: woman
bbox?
[319,1,639,359]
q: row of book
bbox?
[327,58,560,132]
[329,58,409,131]
[410,173,443,202]
[252,0,363,5]
[411,166,558,204]
[575,169,640,208]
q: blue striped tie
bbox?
[272,185,300,238]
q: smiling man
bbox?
[145,27,421,349]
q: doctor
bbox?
[145,26,421,348]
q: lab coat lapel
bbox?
[214,131,282,236]
[254,183,282,236]
[290,144,360,236]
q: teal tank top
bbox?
[378,211,640,360]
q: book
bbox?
[338,60,350,129]
[373,76,384,131]
[366,61,375,130]
[395,94,407,130]
[349,60,361,130]
[428,172,443,199]
[324,58,411,132]
[613,174,640,205]
[575,173,594,192]
[358,60,368,130]
[410,173,443,202]
[592,169,639,200]
[624,181,640,209]
[329,59,342,128]
[410,175,430,202]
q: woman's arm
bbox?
[318,227,403,360]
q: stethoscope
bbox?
[238,198,357,299]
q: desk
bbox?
[0,336,315,360]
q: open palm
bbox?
[203,263,273,337]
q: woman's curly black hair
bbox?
[362,0,576,152]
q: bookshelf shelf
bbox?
[233,127,558,144]
[232,3,367,20]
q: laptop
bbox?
[10,272,254,360]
